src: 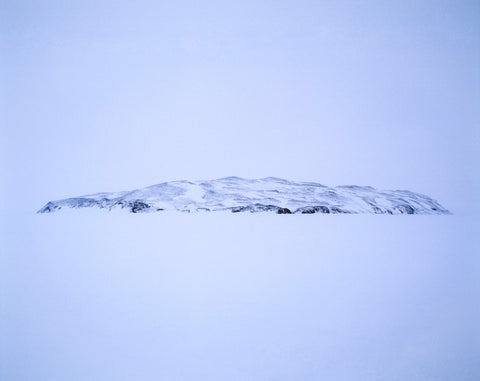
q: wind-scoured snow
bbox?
[37,177,449,215]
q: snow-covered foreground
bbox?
[1,212,479,380]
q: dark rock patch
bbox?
[130,201,151,213]
[295,206,331,214]
[37,202,59,213]
[231,206,249,213]
[330,207,348,214]
[230,204,291,214]
[394,205,415,214]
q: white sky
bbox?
[1,0,479,213]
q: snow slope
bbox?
[37,177,449,214]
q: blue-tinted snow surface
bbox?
[1,211,478,380]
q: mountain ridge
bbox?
[37,177,450,215]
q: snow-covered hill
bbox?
[37,177,449,214]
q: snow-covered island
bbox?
[38,177,449,215]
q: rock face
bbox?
[37,177,450,215]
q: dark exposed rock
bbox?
[295,206,330,214]
[258,204,282,212]
[230,204,291,214]
[394,205,415,214]
[329,207,347,214]
[37,202,59,213]
[231,206,249,213]
[130,201,151,213]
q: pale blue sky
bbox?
[1,0,479,213]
